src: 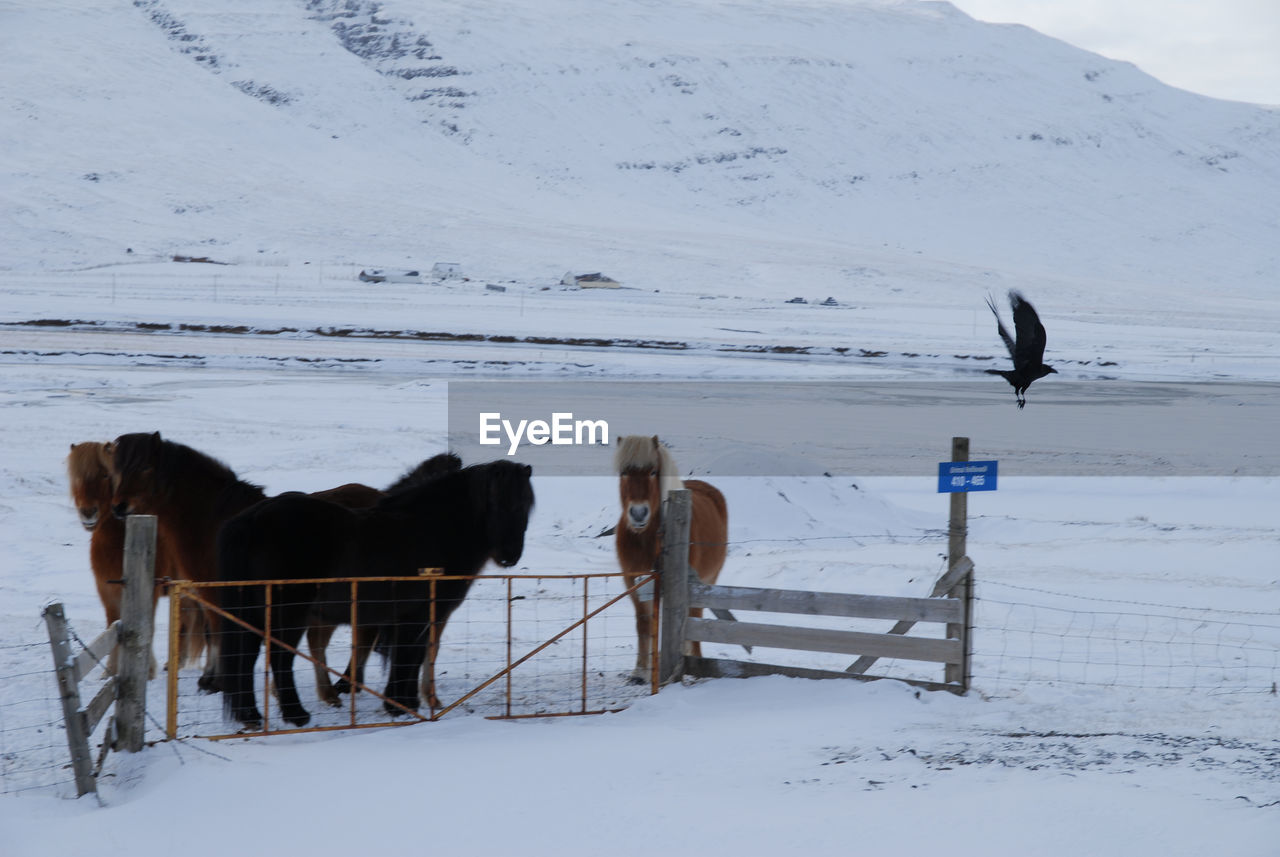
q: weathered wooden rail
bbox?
[656,482,974,694]
[43,515,156,798]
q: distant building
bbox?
[562,271,621,289]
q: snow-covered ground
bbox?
[3,0,1279,854]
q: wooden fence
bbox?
[656,488,974,694]
[43,515,156,798]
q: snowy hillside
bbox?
[2,2,1279,854]
[5,0,1279,296]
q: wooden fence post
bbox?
[945,437,970,688]
[43,603,98,798]
[657,489,692,685]
[116,514,156,752]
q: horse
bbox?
[66,442,196,676]
[216,459,534,730]
[306,453,462,703]
[614,435,728,683]
[106,432,272,692]
[105,430,459,698]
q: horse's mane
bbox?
[614,435,683,500]
[376,459,532,516]
[112,432,263,502]
[67,442,109,489]
[385,452,462,493]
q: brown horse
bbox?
[614,435,727,683]
[66,442,198,676]
[105,431,459,701]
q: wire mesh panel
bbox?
[972,581,1280,695]
[0,641,80,796]
[165,572,656,739]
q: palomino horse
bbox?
[66,442,196,676]
[614,435,727,683]
[216,460,535,729]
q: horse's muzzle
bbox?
[111,503,131,520]
[79,508,99,530]
[626,503,651,530]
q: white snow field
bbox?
[1,1,1278,854]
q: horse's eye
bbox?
[650,469,658,478]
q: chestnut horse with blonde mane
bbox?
[66,442,197,676]
[614,435,727,683]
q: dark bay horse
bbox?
[66,442,192,676]
[614,435,727,683]
[107,432,271,692]
[217,459,535,730]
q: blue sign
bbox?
[938,460,998,493]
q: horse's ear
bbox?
[651,435,659,450]
[69,442,76,451]
[522,464,532,477]
[150,431,162,446]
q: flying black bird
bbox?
[984,290,1056,409]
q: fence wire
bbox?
[167,573,655,738]
[972,580,1280,695]
[0,639,89,796]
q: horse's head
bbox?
[107,431,165,519]
[66,442,112,530]
[480,461,534,568]
[615,435,669,534]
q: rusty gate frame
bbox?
[165,571,659,740]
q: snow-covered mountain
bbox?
[4,0,1278,297]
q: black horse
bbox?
[216,459,535,730]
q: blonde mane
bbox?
[67,442,111,501]
[614,435,684,499]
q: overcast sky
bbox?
[948,0,1280,106]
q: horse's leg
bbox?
[384,624,425,718]
[179,598,206,669]
[96,573,123,675]
[197,602,222,693]
[420,623,440,710]
[269,609,311,728]
[333,625,375,696]
[90,526,123,675]
[308,620,339,706]
[219,592,264,729]
[626,580,653,684]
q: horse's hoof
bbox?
[197,674,221,694]
[233,709,263,731]
[283,710,311,728]
[333,678,352,695]
[319,693,341,708]
[384,700,419,719]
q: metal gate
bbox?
[164,571,658,739]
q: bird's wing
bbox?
[985,294,1015,360]
[1009,291,1048,368]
